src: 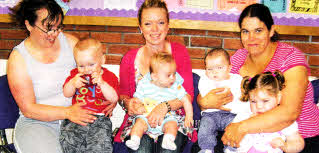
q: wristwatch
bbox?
[164,101,171,112]
[119,98,127,112]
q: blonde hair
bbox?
[150,52,175,73]
[240,70,285,101]
[138,0,169,25]
[74,38,103,58]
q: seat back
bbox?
[192,73,201,130]
[0,75,19,129]
[311,79,319,104]
[192,73,201,121]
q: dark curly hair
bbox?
[9,0,64,35]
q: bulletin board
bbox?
[0,0,319,36]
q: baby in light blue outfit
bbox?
[134,72,185,136]
[126,53,193,151]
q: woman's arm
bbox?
[7,51,69,121]
[270,131,305,153]
[174,44,194,99]
[222,66,307,147]
[118,51,146,115]
[120,95,145,116]
[8,51,97,125]
[282,132,305,153]
[7,33,97,125]
[182,95,194,127]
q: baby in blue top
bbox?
[126,53,193,151]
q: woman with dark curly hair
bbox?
[7,0,109,152]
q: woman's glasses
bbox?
[34,24,64,35]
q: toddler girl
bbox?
[225,71,304,153]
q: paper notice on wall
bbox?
[165,0,186,9]
[289,0,319,14]
[69,0,104,9]
[295,0,316,8]
[217,0,257,12]
[186,0,214,9]
[55,0,69,15]
[0,0,17,7]
[0,0,15,3]
[104,0,137,10]
[262,0,287,13]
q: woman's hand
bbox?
[65,102,97,126]
[270,137,285,149]
[126,97,146,116]
[101,101,117,117]
[198,88,233,111]
[184,114,194,128]
[147,103,167,128]
[222,122,247,148]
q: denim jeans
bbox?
[198,111,236,152]
[128,131,187,153]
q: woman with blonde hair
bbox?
[113,0,195,152]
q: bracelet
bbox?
[164,101,171,112]
[119,98,127,112]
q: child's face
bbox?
[205,55,231,81]
[249,89,281,114]
[151,62,176,88]
[75,49,103,75]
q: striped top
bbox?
[230,42,319,138]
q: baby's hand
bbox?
[71,73,87,88]
[91,71,103,86]
[184,115,193,128]
[270,137,285,149]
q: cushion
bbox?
[311,79,319,104]
[192,73,201,121]
[0,75,19,129]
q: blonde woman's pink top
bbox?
[115,42,194,142]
